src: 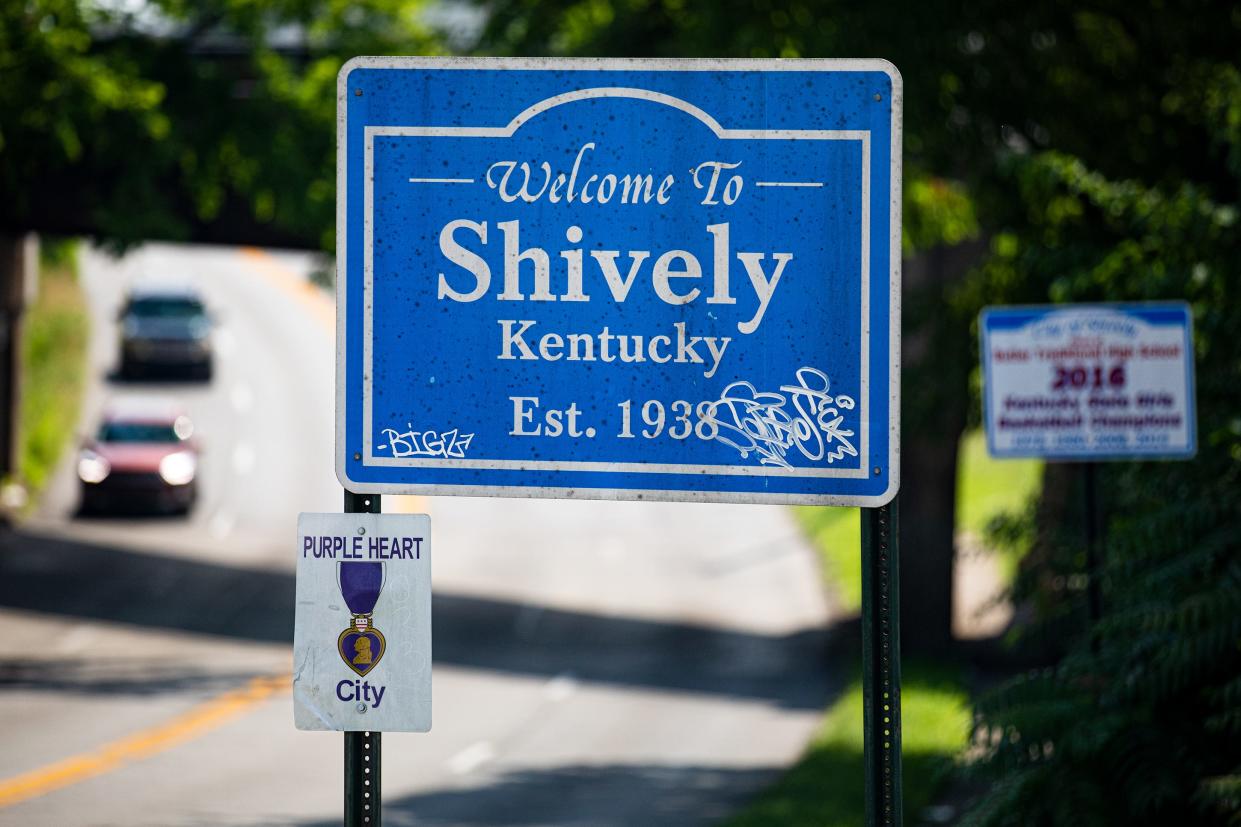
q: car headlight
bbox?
[173,416,194,440]
[77,451,111,484]
[158,451,197,486]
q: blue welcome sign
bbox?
[336,58,901,505]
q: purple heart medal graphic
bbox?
[337,562,387,676]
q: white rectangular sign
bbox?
[981,303,1196,460]
[294,512,431,732]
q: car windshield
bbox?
[127,298,205,319]
[98,422,181,443]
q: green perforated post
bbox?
[1083,463,1103,652]
[344,490,382,827]
[862,499,903,827]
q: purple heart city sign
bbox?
[293,513,431,732]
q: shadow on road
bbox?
[299,763,779,827]
[104,366,211,385]
[73,505,195,521]
[0,527,835,711]
[0,658,268,697]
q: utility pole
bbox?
[0,234,38,482]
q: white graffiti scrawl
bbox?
[705,367,858,469]
[376,425,475,459]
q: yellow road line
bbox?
[237,246,336,333]
[236,246,428,517]
[384,493,428,514]
[0,674,291,809]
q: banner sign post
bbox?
[980,302,1196,660]
[335,57,901,507]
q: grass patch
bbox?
[19,241,88,497]
[793,429,1043,613]
[725,662,970,827]
[954,430,1041,580]
[763,429,1042,823]
[792,506,862,611]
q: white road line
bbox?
[543,672,578,702]
[56,624,101,655]
[208,510,235,539]
[598,536,626,561]
[231,443,256,476]
[214,328,237,357]
[447,741,495,775]
[229,383,253,414]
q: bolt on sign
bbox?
[980,303,1196,460]
[336,58,902,505]
[294,512,431,732]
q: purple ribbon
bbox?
[338,562,384,615]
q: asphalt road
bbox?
[0,242,835,826]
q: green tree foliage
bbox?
[961,72,1241,827]
[467,1,1241,818]
[0,0,439,249]
[468,0,986,250]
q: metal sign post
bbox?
[344,489,382,827]
[862,500,902,827]
[328,56,906,826]
[293,494,429,825]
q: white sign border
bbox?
[336,57,902,507]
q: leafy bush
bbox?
[961,63,1241,826]
[964,463,1240,825]
[21,239,88,496]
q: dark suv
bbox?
[119,285,214,380]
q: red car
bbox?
[77,399,199,515]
